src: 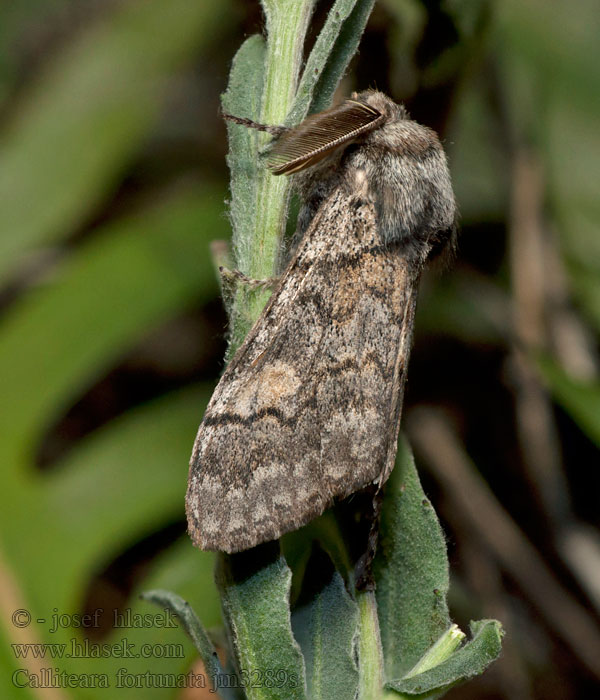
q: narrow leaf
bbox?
[217,545,307,700]
[373,438,452,680]
[0,0,229,282]
[292,552,359,700]
[287,0,371,124]
[306,0,376,117]
[0,188,223,470]
[403,625,465,678]
[385,620,504,696]
[141,589,235,700]
[221,35,266,276]
[221,34,267,351]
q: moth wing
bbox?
[186,189,416,552]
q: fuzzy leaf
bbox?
[287,0,375,124]
[221,34,267,351]
[216,546,307,700]
[141,589,235,699]
[282,510,354,602]
[385,620,504,697]
[305,0,376,117]
[374,438,451,680]
[292,556,359,700]
[221,35,266,276]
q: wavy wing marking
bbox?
[186,188,417,552]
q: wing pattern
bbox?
[186,186,419,552]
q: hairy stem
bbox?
[357,590,384,699]
[242,0,317,329]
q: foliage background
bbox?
[0,1,598,698]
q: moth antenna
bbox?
[266,98,384,175]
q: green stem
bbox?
[357,590,384,700]
[245,0,317,326]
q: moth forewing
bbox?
[186,91,456,553]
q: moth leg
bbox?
[219,266,279,292]
[354,488,384,591]
[222,112,288,138]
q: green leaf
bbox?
[221,35,266,276]
[385,620,504,697]
[216,545,307,700]
[224,1,317,350]
[136,537,221,630]
[221,34,268,351]
[374,442,503,697]
[0,0,230,283]
[292,551,359,700]
[0,386,217,699]
[307,0,377,117]
[141,589,235,699]
[282,510,354,601]
[374,439,452,681]
[287,0,376,125]
[536,355,600,447]
[0,187,223,468]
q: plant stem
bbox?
[357,589,384,700]
[245,0,317,327]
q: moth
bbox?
[186,91,456,553]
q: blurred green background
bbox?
[0,1,598,698]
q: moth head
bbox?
[338,94,457,257]
[350,90,409,124]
